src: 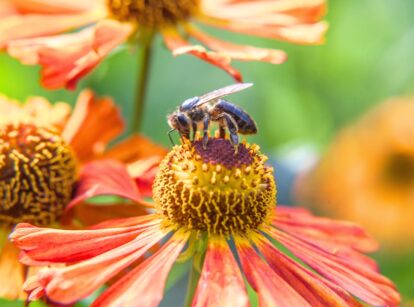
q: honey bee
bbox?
[167,83,257,148]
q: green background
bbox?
[1,0,414,305]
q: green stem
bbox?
[184,236,207,307]
[184,255,202,307]
[131,35,154,132]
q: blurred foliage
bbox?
[1,0,414,305]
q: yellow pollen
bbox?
[0,124,77,226]
[153,138,276,237]
[107,0,200,28]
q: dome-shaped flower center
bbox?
[107,0,200,28]
[383,152,414,187]
[0,124,77,226]
[153,138,276,236]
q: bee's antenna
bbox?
[168,129,176,146]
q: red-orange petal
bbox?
[274,206,379,252]
[0,8,103,49]
[11,216,158,264]
[186,25,287,64]
[7,19,132,89]
[236,237,309,307]
[67,160,146,212]
[200,0,327,44]
[256,236,361,306]
[11,0,102,14]
[101,134,168,164]
[92,231,189,307]
[202,0,326,21]
[69,202,150,227]
[192,238,249,307]
[162,28,242,82]
[0,0,16,18]
[0,239,26,299]
[38,225,165,304]
[268,227,401,306]
[61,90,124,163]
[200,16,327,45]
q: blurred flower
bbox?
[0,90,166,299]
[11,138,400,306]
[0,0,327,89]
[296,97,414,251]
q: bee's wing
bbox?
[195,83,253,107]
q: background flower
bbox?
[296,97,414,251]
[0,0,327,89]
[0,90,165,300]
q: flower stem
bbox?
[131,34,154,132]
[184,236,207,307]
[184,256,201,307]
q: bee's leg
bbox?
[202,115,210,149]
[219,113,239,150]
[218,122,226,139]
[192,122,197,141]
[168,129,176,146]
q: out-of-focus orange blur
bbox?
[297,98,414,252]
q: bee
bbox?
[167,83,257,149]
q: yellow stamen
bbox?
[0,124,77,226]
[153,138,276,237]
[107,0,200,28]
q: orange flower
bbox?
[0,0,327,89]
[0,90,166,299]
[297,97,414,251]
[11,138,400,306]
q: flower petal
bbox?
[11,0,102,14]
[11,216,158,264]
[162,29,242,82]
[186,25,287,64]
[70,202,150,227]
[268,228,401,306]
[202,0,326,22]
[0,239,26,299]
[192,238,249,307]
[0,1,17,18]
[235,237,309,307]
[102,134,167,164]
[38,225,165,304]
[257,236,361,306]
[92,231,189,307]
[67,160,147,212]
[273,206,379,269]
[201,0,327,44]
[0,9,103,48]
[8,19,132,89]
[275,206,378,252]
[201,17,328,45]
[61,90,124,162]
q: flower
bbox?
[0,90,166,299]
[11,137,400,306]
[0,0,327,89]
[296,97,414,251]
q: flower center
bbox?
[0,124,77,226]
[153,138,276,236]
[383,152,414,187]
[107,0,200,28]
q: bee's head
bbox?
[167,112,179,130]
